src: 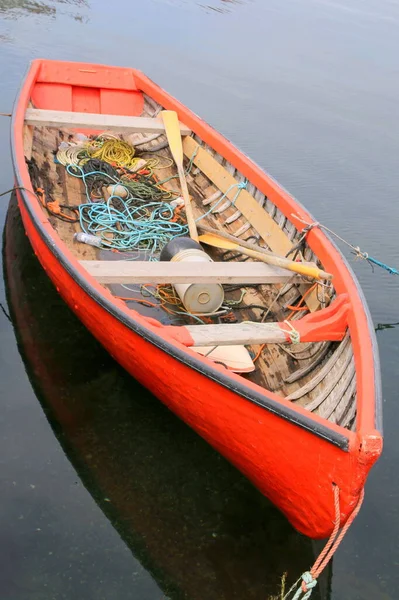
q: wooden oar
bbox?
[161,110,198,241]
[199,233,333,281]
[198,222,289,259]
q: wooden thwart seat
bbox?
[183,322,288,346]
[80,260,305,284]
[24,108,191,136]
[165,295,350,347]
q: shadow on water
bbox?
[3,193,331,599]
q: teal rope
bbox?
[157,145,200,187]
[79,196,187,254]
[72,160,248,254]
[361,255,399,275]
[294,215,399,276]
[195,179,247,223]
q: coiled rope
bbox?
[67,162,171,203]
[79,196,186,253]
[87,136,142,170]
[56,144,90,167]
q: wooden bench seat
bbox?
[25,108,191,135]
[79,260,304,285]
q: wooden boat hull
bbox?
[4,197,331,598]
[11,60,383,540]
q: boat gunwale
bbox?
[10,59,382,453]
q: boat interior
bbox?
[22,91,357,432]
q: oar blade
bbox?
[199,233,237,250]
[160,110,183,165]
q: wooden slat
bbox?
[305,355,354,413]
[25,109,191,136]
[183,137,292,256]
[80,260,304,285]
[333,377,357,425]
[338,392,357,428]
[318,363,356,421]
[286,335,350,401]
[283,342,330,384]
[23,124,33,159]
[185,323,287,346]
[184,138,326,311]
[23,102,34,159]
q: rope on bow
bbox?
[283,485,365,599]
[291,214,399,276]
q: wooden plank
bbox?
[333,377,357,425]
[338,391,357,428]
[23,102,34,159]
[23,124,33,159]
[80,260,305,285]
[25,108,191,136]
[286,335,350,401]
[185,323,287,346]
[183,137,292,256]
[283,342,330,384]
[318,362,356,421]
[184,138,326,311]
[304,354,353,413]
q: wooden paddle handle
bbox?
[197,223,275,257]
[238,246,332,280]
[197,223,332,280]
[177,164,199,242]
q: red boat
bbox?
[11,59,382,541]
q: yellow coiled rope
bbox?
[88,137,142,170]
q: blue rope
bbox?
[195,179,248,223]
[79,196,187,254]
[71,158,248,254]
[294,215,399,276]
[364,255,399,276]
[77,167,247,253]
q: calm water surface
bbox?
[0,1,399,599]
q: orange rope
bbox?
[286,305,308,313]
[117,283,185,317]
[255,283,319,362]
[286,283,318,321]
[253,343,266,362]
[115,296,158,308]
[309,486,364,584]
[285,485,365,598]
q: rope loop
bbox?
[195,179,248,224]
[353,246,369,260]
[283,320,301,344]
[283,572,316,600]
[283,485,364,600]
[301,571,317,593]
[291,212,399,276]
[301,221,320,236]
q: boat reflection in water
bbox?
[4,194,331,600]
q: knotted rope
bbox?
[282,320,301,344]
[292,214,399,276]
[283,485,365,599]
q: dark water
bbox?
[0,1,398,599]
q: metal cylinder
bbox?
[160,238,224,314]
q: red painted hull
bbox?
[11,60,383,539]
